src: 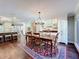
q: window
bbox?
[0,25,4,32]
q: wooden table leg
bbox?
[26,36,27,45]
[3,35,5,42]
[51,41,52,57]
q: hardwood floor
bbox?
[0,42,33,59]
[0,42,78,59]
[66,44,79,59]
[59,43,79,59]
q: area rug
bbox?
[18,44,66,59]
[26,43,58,57]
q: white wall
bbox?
[74,2,79,52]
[58,16,68,44]
[75,16,77,43]
[68,15,75,43]
[75,14,79,52]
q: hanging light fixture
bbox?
[35,12,44,25]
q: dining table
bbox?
[26,33,58,56]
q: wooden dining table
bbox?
[26,33,57,56]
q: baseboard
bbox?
[75,43,79,53]
[68,42,79,56]
[75,43,79,56]
[59,42,79,55]
[58,42,66,45]
[68,42,74,45]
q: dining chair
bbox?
[33,32,44,53]
[42,33,59,52]
[26,32,34,47]
[46,33,58,46]
[27,32,32,35]
[53,33,59,48]
[33,33,40,36]
[50,33,59,55]
[26,32,32,42]
[33,33,42,46]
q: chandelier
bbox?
[35,12,44,25]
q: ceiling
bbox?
[0,0,78,22]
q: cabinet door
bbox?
[58,19,68,44]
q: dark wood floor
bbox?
[66,44,79,59]
[0,42,78,59]
[59,43,79,59]
[0,42,33,59]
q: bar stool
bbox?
[0,35,4,43]
[5,34,12,42]
[12,33,18,42]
